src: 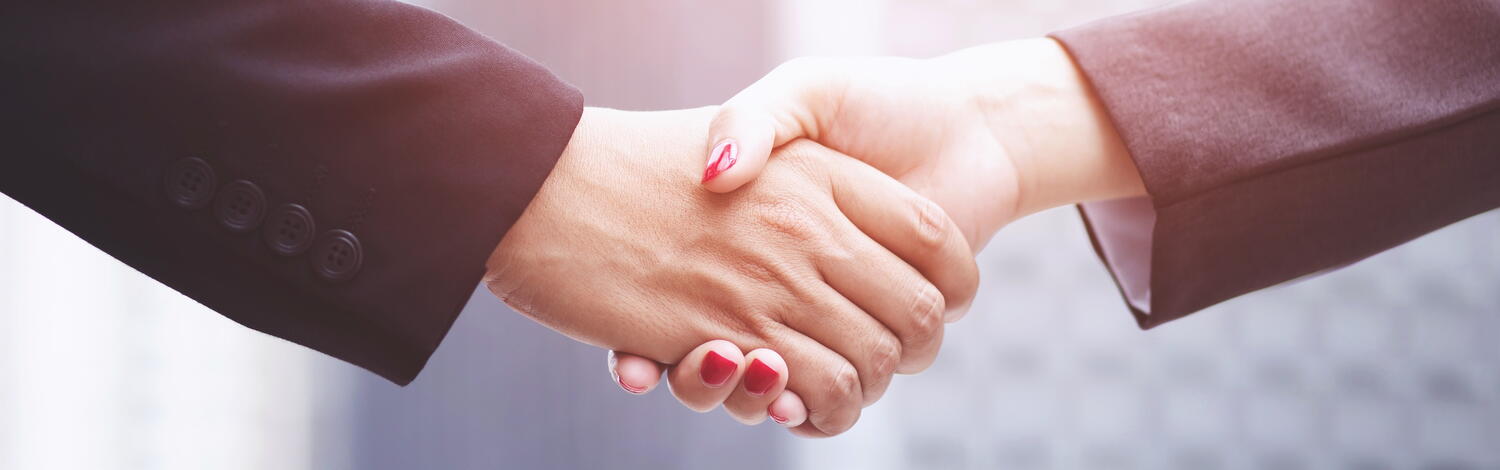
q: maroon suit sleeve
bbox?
[1049,0,1500,328]
[0,0,582,383]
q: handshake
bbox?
[485,38,1145,437]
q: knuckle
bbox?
[741,312,783,347]
[869,335,901,381]
[755,196,825,245]
[809,362,862,435]
[728,256,781,285]
[906,284,946,348]
[822,417,857,436]
[824,362,862,406]
[813,243,858,270]
[712,293,784,348]
[691,275,762,340]
[908,197,951,253]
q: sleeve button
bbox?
[213,180,267,233]
[311,230,363,283]
[263,204,316,256]
[163,157,217,209]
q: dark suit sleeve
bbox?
[1049,0,1500,328]
[0,1,583,384]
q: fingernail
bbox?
[700,350,737,387]
[744,359,779,396]
[617,375,647,394]
[608,353,647,394]
[769,410,789,425]
[701,140,737,183]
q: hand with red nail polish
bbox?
[638,38,1145,438]
[608,341,806,427]
[491,106,978,437]
[697,39,1145,263]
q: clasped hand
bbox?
[486,38,1144,437]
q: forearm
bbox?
[945,38,1145,219]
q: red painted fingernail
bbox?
[701,140,737,183]
[769,410,789,425]
[616,373,647,394]
[700,350,737,387]
[744,359,779,396]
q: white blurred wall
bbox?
[0,194,350,469]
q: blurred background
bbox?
[2,0,1496,468]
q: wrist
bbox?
[556,107,607,177]
[487,107,606,305]
[956,38,1144,217]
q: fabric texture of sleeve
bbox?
[0,0,583,384]
[1049,0,1500,328]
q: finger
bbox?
[790,421,834,438]
[723,348,789,424]
[946,302,975,323]
[766,325,864,436]
[666,340,746,412]
[781,282,900,406]
[821,144,980,320]
[768,389,808,428]
[700,58,848,193]
[608,350,664,395]
[819,232,947,374]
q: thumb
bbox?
[700,58,845,193]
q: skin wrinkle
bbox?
[816,359,863,433]
[663,263,764,350]
[493,106,979,436]
[753,195,826,246]
[765,322,850,427]
[971,86,1029,237]
[637,217,772,359]
[728,250,809,329]
[774,58,835,144]
[831,227,938,375]
[791,271,900,405]
[692,151,846,354]
[904,284,944,355]
[780,121,978,387]
[817,60,854,147]
[866,334,900,398]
